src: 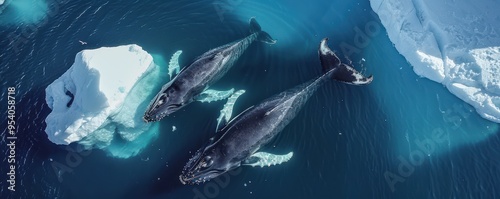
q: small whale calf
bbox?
[179,38,373,184]
[143,18,275,122]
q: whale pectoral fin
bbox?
[168,50,183,79]
[216,90,246,132]
[195,89,235,103]
[242,152,293,167]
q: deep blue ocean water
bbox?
[1,0,499,198]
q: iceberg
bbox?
[370,0,500,123]
[45,45,168,158]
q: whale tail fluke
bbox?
[250,17,276,44]
[319,38,373,85]
[331,63,373,85]
[249,17,261,33]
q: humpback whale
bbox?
[143,18,276,122]
[179,38,373,184]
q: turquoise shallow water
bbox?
[0,0,49,25]
[1,0,499,198]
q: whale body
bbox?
[143,18,275,122]
[179,38,373,184]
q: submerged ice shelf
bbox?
[370,0,500,123]
[45,45,167,158]
[0,0,7,14]
[0,0,49,25]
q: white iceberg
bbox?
[45,45,167,158]
[370,0,500,123]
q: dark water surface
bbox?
[1,0,499,198]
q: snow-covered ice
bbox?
[370,0,500,123]
[45,45,165,158]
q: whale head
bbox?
[179,145,238,185]
[143,82,187,122]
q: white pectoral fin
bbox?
[216,90,245,131]
[196,89,235,103]
[168,50,182,79]
[242,152,293,167]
